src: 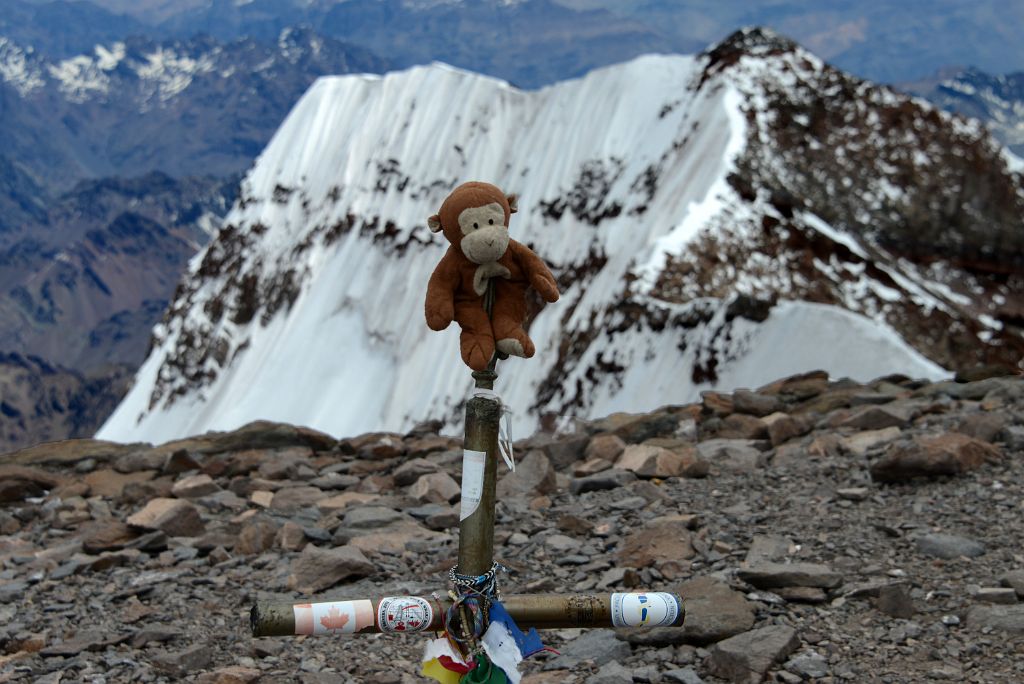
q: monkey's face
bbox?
[458,202,510,265]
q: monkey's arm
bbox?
[510,240,559,303]
[425,250,460,330]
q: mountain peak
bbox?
[705,26,801,63]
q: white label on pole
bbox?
[610,592,680,628]
[460,449,486,521]
[293,600,374,635]
[377,596,433,633]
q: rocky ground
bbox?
[1,369,1024,683]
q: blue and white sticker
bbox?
[610,592,680,628]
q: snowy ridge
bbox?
[0,38,45,96]
[96,35,976,444]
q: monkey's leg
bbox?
[455,301,496,371]
[491,284,535,358]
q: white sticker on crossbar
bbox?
[460,449,486,521]
[610,592,680,628]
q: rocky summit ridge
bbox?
[2,368,1024,682]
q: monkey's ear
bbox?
[427,215,442,232]
[507,194,518,214]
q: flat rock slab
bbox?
[617,515,695,568]
[708,624,800,683]
[127,498,206,537]
[915,533,986,559]
[544,629,630,669]
[39,630,129,657]
[737,562,843,589]
[678,575,755,645]
[999,569,1024,597]
[287,544,375,593]
[871,433,1001,482]
[966,604,1024,634]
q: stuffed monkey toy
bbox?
[425,181,559,371]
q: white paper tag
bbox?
[460,449,486,521]
[610,592,680,628]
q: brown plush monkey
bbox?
[425,181,559,371]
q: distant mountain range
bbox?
[8,0,1024,85]
[0,27,388,450]
[900,67,1024,157]
[98,29,1023,445]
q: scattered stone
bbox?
[839,427,902,456]
[871,433,1002,482]
[836,487,870,501]
[172,473,220,498]
[965,604,1024,634]
[588,660,632,684]
[79,521,140,554]
[277,521,308,552]
[732,389,782,417]
[250,490,274,508]
[975,587,1017,604]
[677,576,755,645]
[696,440,765,473]
[287,544,375,593]
[151,643,214,674]
[547,629,630,668]
[317,491,379,512]
[162,449,203,474]
[662,667,706,684]
[0,465,66,502]
[774,586,827,603]
[409,471,461,503]
[743,535,791,566]
[586,434,627,462]
[127,498,206,537]
[342,506,405,529]
[716,413,768,440]
[840,404,914,430]
[573,457,613,476]
[40,630,128,657]
[785,650,829,680]
[542,434,590,471]
[569,468,637,494]
[874,583,915,618]
[269,485,327,513]
[615,444,698,479]
[82,468,156,498]
[617,515,695,568]
[737,562,843,589]
[999,570,1024,597]
[708,625,800,683]
[392,458,440,486]
[497,450,557,498]
[236,517,279,555]
[915,533,986,559]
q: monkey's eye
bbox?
[488,219,494,225]
[473,222,479,230]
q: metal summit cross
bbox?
[250,282,686,680]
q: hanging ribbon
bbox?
[471,388,515,472]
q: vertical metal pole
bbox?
[457,278,501,577]
[458,371,500,576]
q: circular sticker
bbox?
[377,596,433,633]
[610,592,681,628]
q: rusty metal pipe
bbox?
[251,592,684,637]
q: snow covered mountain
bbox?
[0,28,387,188]
[97,29,1024,443]
[902,67,1024,157]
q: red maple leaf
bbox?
[320,606,350,631]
